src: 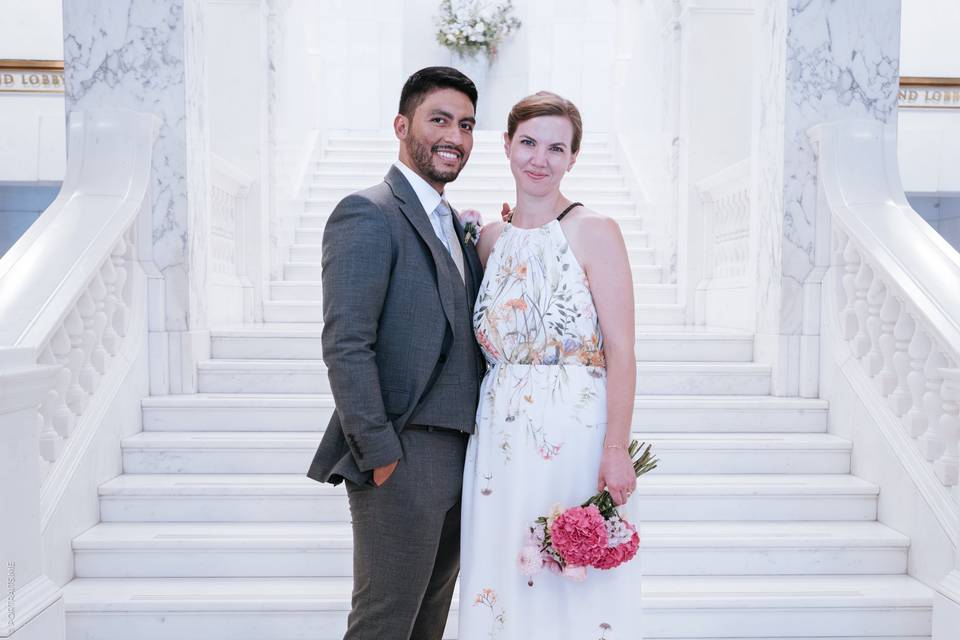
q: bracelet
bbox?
[603,443,627,451]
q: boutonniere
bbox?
[458,208,483,245]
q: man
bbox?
[306,67,486,640]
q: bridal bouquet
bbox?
[434,0,522,60]
[518,440,658,585]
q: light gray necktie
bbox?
[433,200,465,282]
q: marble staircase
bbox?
[59,132,935,639]
[265,131,684,324]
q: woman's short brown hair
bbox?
[506,91,583,154]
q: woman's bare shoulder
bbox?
[564,206,623,245]
[477,220,508,264]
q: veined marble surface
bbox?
[63,0,208,331]
[752,0,900,394]
[754,0,901,338]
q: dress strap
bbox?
[556,202,583,221]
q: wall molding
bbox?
[0,60,63,70]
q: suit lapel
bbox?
[385,166,457,330]
[449,208,481,304]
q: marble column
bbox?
[751,0,901,397]
[62,0,211,393]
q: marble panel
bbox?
[62,0,209,332]
[753,0,901,394]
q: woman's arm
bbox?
[566,211,637,506]
[476,220,507,267]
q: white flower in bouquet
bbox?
[434,0,521,61]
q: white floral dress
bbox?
[459,218,644,639]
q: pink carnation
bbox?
[549,505,608,567]
[593,521,640,570]
[458,208,483,226]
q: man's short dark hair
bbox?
[398,66,478,118]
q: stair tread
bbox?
[73,520,910,549]
[141,392,826,410]
[99,472,878,496]
[210,324,749,340]
[121,431,850,450]
[195,359,771,372]
[61,574,933,610]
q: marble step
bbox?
[119,432,849,475]
[263,300,687,324]
[60,574,934,639]
[73,520,909,578]
[195,359,771,395]
[298,203,643,225]
[141,393,826,433]
[310,172,626,189]
[98,472,872,523]
[287,242,657,265]
[320,135,611,152]
[269,277,670,301]
[322,147,616,164]
[293,226,652,248]
[280,262,660,283]
[309,185,633,204]
[208,325,750,361]
[313,157,624,175]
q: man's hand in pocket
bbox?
[373,459,399,486]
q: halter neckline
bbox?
[507,202,583,229]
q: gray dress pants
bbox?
[343,427,468,640]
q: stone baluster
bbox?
[921,350,949,462]
[100,256,120,356]
[88,272,110,376]
[840,239,860,340]
[77,290,100,394]
[852,261,873,357]
[865,277,887,376]
[877,293,900,395]
[906,329,933,437]
[112,234,131,338]
[890,309,916,416]
[935,368,960,486]
[64,308,87,415]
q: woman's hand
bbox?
[597,447,637,506]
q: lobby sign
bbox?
[899,76,960,109]
[0,60,64,94]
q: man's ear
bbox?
[394,114,409,140]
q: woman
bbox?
[459,92,642,638]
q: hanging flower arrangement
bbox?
[434,0,522,61]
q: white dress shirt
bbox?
[393,160,456,253]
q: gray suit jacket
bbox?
[306,165,484,486]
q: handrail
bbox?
[0,108,159,474]
[809,118,960,489]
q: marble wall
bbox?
[63,0,209,335]
[62,0,211,392]
[751,0,901,396]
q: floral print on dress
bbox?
[472,223,606,468]
[473,588,505,638]
[459,219,643,639]
[473,225,605,369]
